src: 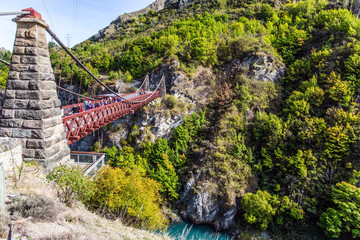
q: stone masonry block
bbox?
[31,127,55,139]
[38,57,50,66]
[14,38,36,47]
[13,46,25,55]
[4,90,16,99]
[38,48,49,57]
[11,55,21,64]
[31,129,45,139]
[27,139,52,149]
[2,99,29,109]
[20,72,39,80]
[0,119,23,128]
[16,28,36,39]
[22,148,36,158]
[7,72,20,80]
[36,65,51,74]
[22,120,42,129]
[7,80,29,90]
[28,100,55,110]
[12,128,32,138]
[53,124,66,136]
[45,147,71,168]
[37,40,48,50]
[10,64,28,72]
[14,109,46,120]
[21,56,37,64]
[47,108,62,118]
[36,81,56,91]
[1,109,14,119]
[37,31,47,40]
[25,30,36,39]
[0,128,12,137]
[40,90,57,100]
[27,132,67,150]
[40,73,55,81]
[42,117,62,129]
[28,65,40,72]
[59,131,66,140]
[28,81,39,90]
[15,91,40,100]
[24,47,37,55]
[53,99,61,108]
[35,144,60,159]
[28,65,51,74]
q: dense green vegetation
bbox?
[43,0,360,237]
[0,50,11,89]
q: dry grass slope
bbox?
[2,162,172,240]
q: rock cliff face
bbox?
[72,50,284,231]
[177,52,284,231]
[179,170,239,230]
[108,61,215,149]
[229,52,285,82]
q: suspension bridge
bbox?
[0,8,165,168]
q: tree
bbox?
[89,167,168,230]
[318,182,360,238]
[241,190,276,230]
[258,4,274,21]
[242,190,304,230]
[142,139,181,200]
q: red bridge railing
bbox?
[62,91,160,145]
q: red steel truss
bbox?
[62,91,160,145]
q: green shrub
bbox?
[47,165,93,207]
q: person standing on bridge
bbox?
[83,99,88,110]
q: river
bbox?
[165,220,232,240]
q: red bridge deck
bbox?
[62,91,160,145]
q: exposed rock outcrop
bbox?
[107,61,215,148]
[177,52,283,231]
[229,52,285,82]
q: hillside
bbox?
[2,0,359,239]
[1,162,171,240]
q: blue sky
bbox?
[0,0,154,51]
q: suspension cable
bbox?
[56,86,97,101]
[0,29,164,105]
[67,67,74,105]
[46,27,164,104]
[45,27,133,103]
[0,59,10,66]
[131,75,165,103]
[136,74,149,92]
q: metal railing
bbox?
[70,151,106,179]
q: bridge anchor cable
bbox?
[45,27,165,104]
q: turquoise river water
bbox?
[165,220,232,240]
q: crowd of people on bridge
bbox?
[62,96,124,117]
[62,90,149,118]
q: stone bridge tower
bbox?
[0,9,70,169]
